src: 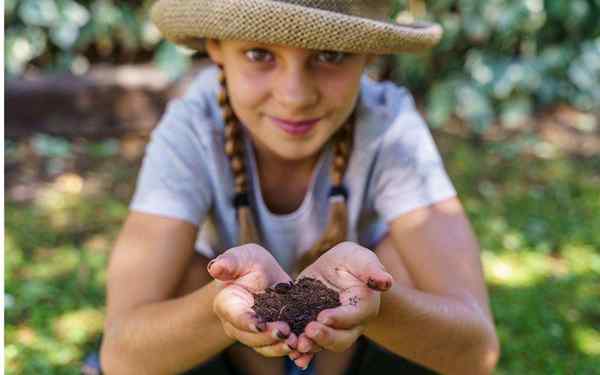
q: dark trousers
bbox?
[183,336,438,375]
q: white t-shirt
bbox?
[129,65,457,274]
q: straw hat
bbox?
[150,0,443,54]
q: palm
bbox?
[297,242,392,295]
[210,244,291,293]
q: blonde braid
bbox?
[218,67,260,244]
[294,110,355,275]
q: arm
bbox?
[100,212,235,374]
[364,197,500,375]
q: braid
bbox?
[295,110,355,275]
[218,67,260,244]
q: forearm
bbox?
[364,284,499,375]
[101,280,235,374]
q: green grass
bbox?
[5,133,600,374]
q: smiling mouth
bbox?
[269,116,321,126]
[269,116,321,135]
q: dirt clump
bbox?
[252,277,341,336]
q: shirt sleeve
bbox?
[129,98,214,225]
[372,98,457,223]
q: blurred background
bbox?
[4,0,600,373]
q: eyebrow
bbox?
[236,41,350,55]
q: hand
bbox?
[209,244,299,358]
[290,242,393,367]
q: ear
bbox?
[206,39,224,65]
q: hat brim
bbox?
[151,0,443,54]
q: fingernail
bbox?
[287,339,297,349]
[255,321,266,332]
[207,259,216,271]
[367,277,378,290]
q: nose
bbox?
[273,66,319,111]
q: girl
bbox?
[100,1,500,374]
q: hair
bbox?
[217,65,355,275]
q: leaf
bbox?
[153,41,192,80]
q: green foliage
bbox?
[5,0,189,78]
[6,0,600,131]
[5,133,600,373]
[389,0,600,133]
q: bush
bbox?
[4,0,190,78]
[390,0,600,132]
[5,0,600,132]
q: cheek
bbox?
[229,71,270,110]
[320,71,362,108]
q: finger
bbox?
[286,332,298,350]
[293,353,314,370]
[213,287,257,332]
[317,306,365,329]
[289,350,302,360]
[254,340,293,358]
[207,254,241,281]
[297,333,323,354]
[304,321,364,352]
[317,288,377,329]
[222,320,290,348]
[357,260,394,292]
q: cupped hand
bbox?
[208,244,298,358]
[291,241,393,365]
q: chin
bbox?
[272,143,322,162]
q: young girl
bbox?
[100,1,500,374]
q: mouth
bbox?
[269,116,321,136]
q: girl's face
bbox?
[206,39,374,164]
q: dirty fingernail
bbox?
[255,321,267,332]
[207,259,217,271]
[367,277,378,289]
[287,338,296,349]
[273,329,289,340]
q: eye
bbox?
[315,51,348,65]
[245,48,274,63]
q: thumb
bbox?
[207,254,242,281]
[359,260,394,292]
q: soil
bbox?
[252,277,341,336]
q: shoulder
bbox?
[355,75,424,150]
[359,75,416,118]
[151,65,224,147]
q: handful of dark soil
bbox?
[252,277,341,336]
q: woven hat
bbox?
[150,0,443,54]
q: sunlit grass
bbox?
[482,250,556,287]
[53,308,105,345]
[4,134,600,374]
[574,327,600,356]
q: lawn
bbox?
[5,126,600,374]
